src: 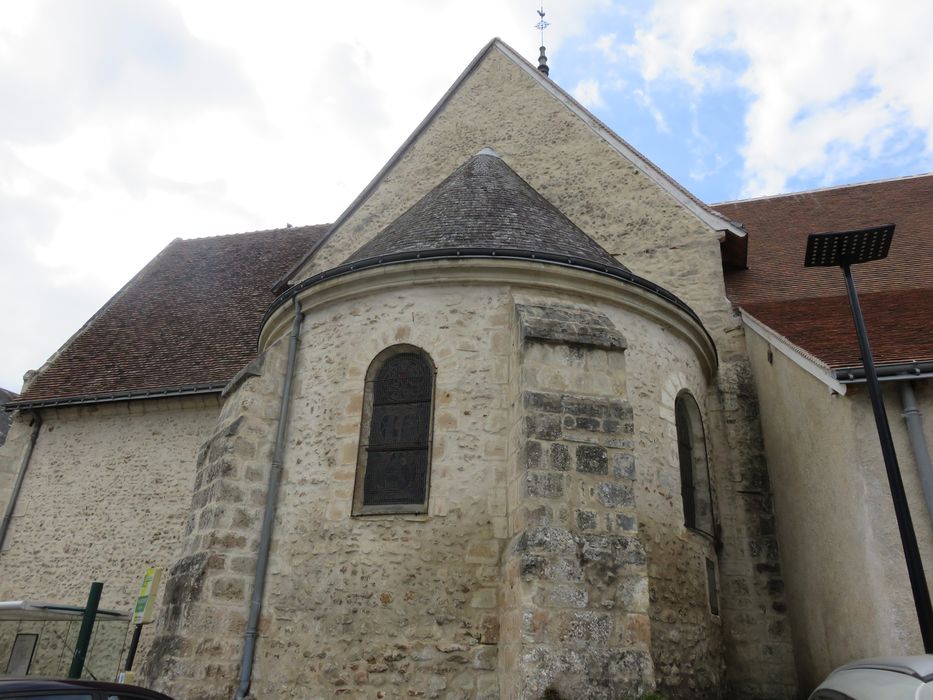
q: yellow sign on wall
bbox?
[131,567,162,625]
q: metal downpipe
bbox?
[900,382,933,529]
[0,411,42,553]
[234,300,303,700]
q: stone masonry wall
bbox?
[290,46,797,696]
[145,283,516,699]
[0,413,36,539]
[627,359,725,697]
[249,285,514,699]
[146,274,738,699]
[0,618,127,679]
[707,355,797,698]
[501,301,654,700]
[140,345,290,699]
[0,395,220,675]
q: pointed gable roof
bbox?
[276,37,746,292]
[343,149,625,269]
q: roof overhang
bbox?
[720,228,748,269]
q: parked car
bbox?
[809,656,933,699]
[0,678,174,700]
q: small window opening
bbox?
[676,391,714,536]
[6,633,38,675]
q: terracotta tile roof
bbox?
[344,151,625,270]
[15,225,327,405]
[743,290,933,368]
[714,174,933,368]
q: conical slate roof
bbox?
[343,149,626,270]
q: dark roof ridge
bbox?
[713,171,933,207]
[179,223,327,243]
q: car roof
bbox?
[0,678,172,698]
[833,655,933,682]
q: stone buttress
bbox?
[500,303,654,699]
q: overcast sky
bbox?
[2,0,933,392]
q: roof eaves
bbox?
[740,308,848,395]
[4,382,225,412]
[832,361,933,384]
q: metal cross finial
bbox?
[535,3,550,46]
[535,3,551,75]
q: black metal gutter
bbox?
[234,299,304,700]
[833,360,933,384]
[3,382,227,412]
[261,247,718,358]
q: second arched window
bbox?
[675,391,714,536]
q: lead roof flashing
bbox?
[261,248,717,365]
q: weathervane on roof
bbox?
[535,3,550,76]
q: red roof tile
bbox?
[743,289,933,368]
[16,225,327,404]
[714,174,933,368]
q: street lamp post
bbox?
[805,223,933,653]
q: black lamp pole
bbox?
[805,224,933,653]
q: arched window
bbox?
[675,391,714,535]
[352,345,435,515]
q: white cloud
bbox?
[573,78,606,109]
[0,0,608,390]
[593,33,618,63]
[622,0,933,196]
[631,88,669,133]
